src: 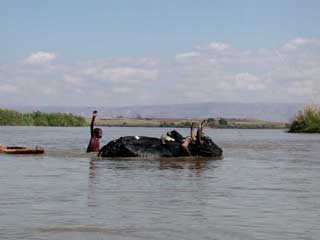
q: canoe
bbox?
[2,146,45,154]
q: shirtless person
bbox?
[181,122,197,155]
[181,120,207,155]
[163,123,197,156]
[161,121,206,156]
[87,110,103,153]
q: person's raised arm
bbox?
[90,110,97,137]
[190,122,196,141]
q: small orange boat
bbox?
[1,146,45,154]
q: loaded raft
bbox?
[98,135,223,158]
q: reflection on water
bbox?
[35,226,139,237]
[88,157,216,187]
[159,158,210,171]
[1,127,320,240]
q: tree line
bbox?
[0,108,87,126]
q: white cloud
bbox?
[64,74,82,84]
[208,42,230,51]
[112,87,132,94]
[175,51,199,61]
[282,38,320,51]
[195,42,230,51]
[234,73,265,90]
[24,51,57,65]
[103,67,158,82]
[1,38,320,106]
[0,83,19,93]
[288,80,315,96]
[171,38,320,103]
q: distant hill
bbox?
[6,102,308,121]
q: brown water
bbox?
[0,126,320,240]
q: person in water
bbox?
[196,120,207,144]
[87,110,103,153]
[162,121,204,156]
[180,122,197,151]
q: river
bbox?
[0,126,319,240]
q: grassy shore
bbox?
[92,117,287,129]
[0,108,87,127]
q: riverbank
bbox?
[0,108,287,129]
[91,117,287,129]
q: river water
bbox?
[0,126,319,240]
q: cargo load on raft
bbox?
[98,135,223,158]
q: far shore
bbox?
[90,117,288,129]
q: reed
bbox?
[289,105,320,133]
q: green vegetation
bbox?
[217,123,284,129]
[159,122,175,127]
[218,118,228,126]
[0,108,87,127]
[289,105,320,133]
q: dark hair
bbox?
[93,128,103,138]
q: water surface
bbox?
[0,127,319,240]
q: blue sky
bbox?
[2,0,319,61]
[1,0,320,106]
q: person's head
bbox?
[93,128,103,139]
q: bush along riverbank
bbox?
[0,108,87,127]
[289,105,320,133]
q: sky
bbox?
[1,0,320,106]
